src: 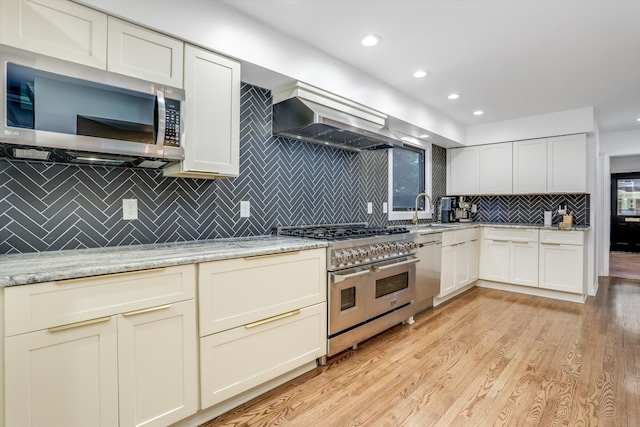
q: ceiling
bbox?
[221,0,640,135]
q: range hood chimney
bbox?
[271,82,402,152]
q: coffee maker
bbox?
[440,196,458,223]
[440,196,474,223]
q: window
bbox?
[388,144,432,221]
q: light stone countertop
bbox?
[412,222,590,235]
[0,236,328,287]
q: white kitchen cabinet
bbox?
[117,300,198,427]
[479,142,512,194]
[107,17,184,87]
[547,134,587,193]
[448,146,480,195]
[481,227,539,287]
[513,138,547,194]
[5,316,119,427]
[2,265,198,427]
[198,249,327,410]
[0,0,108,68]
[539,230,584,294]
[440,228,479,297]
[164,44,240,178]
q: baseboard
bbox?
[476,280,587,304]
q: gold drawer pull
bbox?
[48,316,112,332]
[55,268,167,285]
[244,251,300,260]
[123,304,173,317]
[245,309,301,329]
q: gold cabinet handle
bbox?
[244,251,300,260]
[48,316,112,332]
[245,309,301,329]
[123,304,172,317]
[55,267,166,285]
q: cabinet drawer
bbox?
[442,228,478,246]
[199,302,326,409]
[540,229,584,245]
[441,231,457,246]
[484,227,538,242]
[4,265,196,336]
[198,249,326,336]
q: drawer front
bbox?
[198,249,326,336]
[199,302,326,409]
[467,227,479,241]
[540,229,584,245]
[5,265,196,336]
[484,227,538,242]
[441,231,457,247]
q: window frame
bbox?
[387,142,433,221]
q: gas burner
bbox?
[277,224,410,241]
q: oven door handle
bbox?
[332,269,371,283]
[371,257,420,272]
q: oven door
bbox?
[366,256,418,320]
[328,266,369,336]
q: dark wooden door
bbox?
[611,172,640,253]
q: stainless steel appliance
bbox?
[276,223,418,357]
[414,233,442,313]
[271,81,402,152]
[440,196,457,223]
[1,45,184,168]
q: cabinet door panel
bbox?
[468,239,479,283]
[539,244,584,293]
[449,147,480,195]
[479,142,512,194]
[0,0,107,68]
[455,243,470,288]
[513,138,547,194]
[547,134,587,193]
[107,17,183,87]
[440,245,457,296]
[481,240,510,282]
[510,242,539,286]
[118,300,198,427]
[5,317,118,427]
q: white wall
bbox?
[610,155,640,173]
[598,129,640,276]
[75,0,466,145]
[466,107,595,146]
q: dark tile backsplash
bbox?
[0,83,588,254]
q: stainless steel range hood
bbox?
[272,82,402,152]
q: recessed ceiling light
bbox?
[360,34,382,47]
[419,134,430,138]
[447,94,460,100]
[473,110,484,116]
[412,70,430,78]
[636,117,640,122]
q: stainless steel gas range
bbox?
[276,223,419,357]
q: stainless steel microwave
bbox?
[0,45,185,169]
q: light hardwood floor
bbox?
[201,278,640,426]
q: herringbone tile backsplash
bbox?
[0,84,588,254]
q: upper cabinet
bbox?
[448,146,480,195]
[547,134,587,193]
[0,0,184,87]
[513,138,547,194]
[448,133,587,196]
[164,45,241,178]
[107,17,183,87]
[479,142,512,194]
[0,0,108,68]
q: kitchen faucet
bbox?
[412,193,433,226]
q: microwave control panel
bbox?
[164,98,181,147]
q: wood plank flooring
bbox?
[609,251,640,281]
[200,277,640,426]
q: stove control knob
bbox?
[407,241,417,251]
[371,244,381,255]
[335,251,346,264]
[382,243,391,253]
[396,242,406,252]
[359,247,370,259]
[346,249,358,262]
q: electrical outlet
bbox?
[383,202,388,214]
[367,202,373,214]
[240,200,250,217]
[122,199,138,220]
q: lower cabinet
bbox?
[197,249,327,410]
[440,228,479,297]
[481,227,539,287]
[3,265,198,427]
[539,230,585,294]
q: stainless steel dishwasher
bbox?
[414,232,442,314]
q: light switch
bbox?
[367,202,373,214]
[240,201,251,217]
[383,202,388,214]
